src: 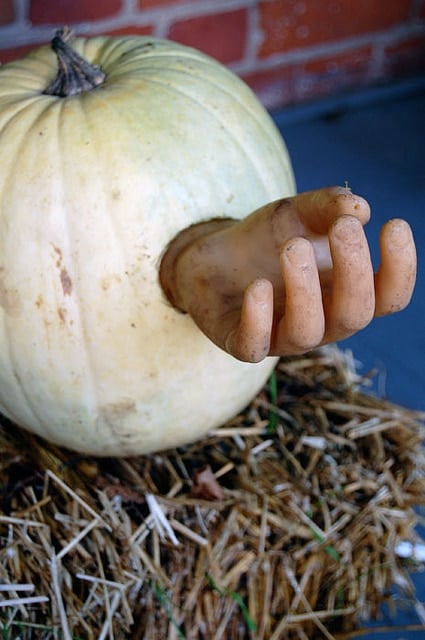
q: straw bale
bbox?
[1,346,425,639]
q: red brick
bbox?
[303,46,374,95]
[167,9,248,64]
[30,0,123,25]
[304,46,373,75]
[383,35,425,77]
[140,0,199,7]
[103,25,154,37]
[0,0,15,25]
[243,45,374,110]
[243,64,300,109]
[258,0,412,58]
[0,26,154,67]
[0,43,41,64]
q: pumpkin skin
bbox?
[0,36,295,456]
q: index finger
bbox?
[225,279,273,362]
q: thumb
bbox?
[294,186,371,235]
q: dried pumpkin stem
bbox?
[43,27,105,97]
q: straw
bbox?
[1,345,424,638]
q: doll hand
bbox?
[227,214,416,361]
[160,187,417,363]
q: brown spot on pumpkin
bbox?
[97,400,137,435]
[57,306,66,323]
[0,278,22,317]
[52,244,63,268]
[101,274,122,291]
[35,294,44,309]
[60,268,72,295]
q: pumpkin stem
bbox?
[43,27,105,97]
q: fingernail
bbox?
[332,215,362,243]
[386,218,413,249]
[284,238,312,267]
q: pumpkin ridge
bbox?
[93,37,214,69]
[0,96,89,441]
[0,99,57,210]
[54,96,105,431]
[79,35,124,70]
[0,265,46,433]
[135,74,284,199]
[135,55,286,161]
[0,287,34,429]
[102,40,287,168]
[105,45,286,166]
[0,97,49,141]
[0,53,53,96]
[38,98,93,441]
[40,34,287,183]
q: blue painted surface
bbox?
[273,83,425,638]
[275,84,425,411]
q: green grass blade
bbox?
[205,573,257,632]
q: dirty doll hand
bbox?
[160,187,417,363]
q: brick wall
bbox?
[0,0,424,110]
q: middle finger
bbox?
[324,215,375,342]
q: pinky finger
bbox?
[225,279,273,363]
[375,219,417,317]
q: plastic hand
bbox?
[160,187,416,363]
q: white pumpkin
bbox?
[0,34,295,456]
